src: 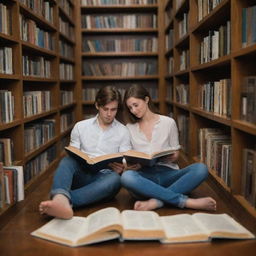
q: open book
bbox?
[123,149,175,166]
[31,207,255,247]
[31,207,164,247]
[65,146,175,171]
[65,146,124,171]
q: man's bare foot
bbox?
[134,198,159,211]
[185,197,217,211]
[39,194,73,219]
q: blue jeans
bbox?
[121,163,208,208]
[51,156,121,207]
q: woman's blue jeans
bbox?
[50,156,121,207]
[121,163,208,208]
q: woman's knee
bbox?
[120,170,138,187]
[194,163,208,179]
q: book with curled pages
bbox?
[31,207,255,247]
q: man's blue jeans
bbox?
[50,156,121,207]
[121,163,208,208]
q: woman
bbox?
[121,84,216,211]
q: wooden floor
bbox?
[0,173,256,256]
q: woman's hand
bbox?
[159,151,179,163]
[108,162,125,174]
[124,163,141,171]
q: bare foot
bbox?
[185,197,217,211]
[134,198,159,211]
[39,194,73,219]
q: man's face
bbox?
[96,100,119,126]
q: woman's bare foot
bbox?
[39,194,73,219]
[134,198,159,211]
[185,197,217,211]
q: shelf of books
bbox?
[0,0,77,223]
[78,0,166,117]
[165,0,256,227]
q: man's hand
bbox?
[108,162,125,174]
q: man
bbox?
[39,86,131,219]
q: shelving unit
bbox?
[0,0,77,220]
[77,0,166,118]
[164,0,256,228]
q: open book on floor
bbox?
[31,207,255,247]
[65,146,175,170]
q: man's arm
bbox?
[69,123,81,149]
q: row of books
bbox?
[200,20,231,64]
[24,145,56,185]
[24,119,56,153]
[19,0,54,24]
[23,90,51,117]
[242,147,256,208]
[166,84,173,101]
[178,12,188,39]
[81,14,157,29]
[82,85,158,101]
[59,16,75,41]
[60,90,74,106]
[81,0,157,5]
[59,0,73,20]
[176,84,189,105]
[199,128,232,186]
[0,47,13,75]
[0,3,12,35]
[60,112,75,133]
[166,29,174,51]
[168,57,174,74]
[59,40,74,59]
[83,37,158,52]
[0,163,24,209]
[22,55,51,77]
[20,14,55,51]
[177,114,189,154]
[60,63,74,80]
[198,79,232,117]
[242,5,256,48]
[82,61,157,76]
[0,90,14,124]
[198,0,223,22]
[0,138,14,167]
[179,49,189,71]
[240,76,256,124]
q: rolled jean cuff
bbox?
[178,194,188,208]
[50,188,71,203]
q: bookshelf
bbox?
[77,0,166,118]
[164,0,256,229]
[0,0,77,221]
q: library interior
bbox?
[0,0,256,255]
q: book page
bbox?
[193,213,255,238]
[160,214,209,243]
[121,210,162,230]
[86,207,122,235]
[32,217,89,243]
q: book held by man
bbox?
[65,146,175,170]
[31,207,255,247]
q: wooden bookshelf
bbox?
[0,0,77,220]
[164,0,256,229]
[77,0,166,116]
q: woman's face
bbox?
[126,97,148,119]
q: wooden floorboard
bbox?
[0,173,256,256]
